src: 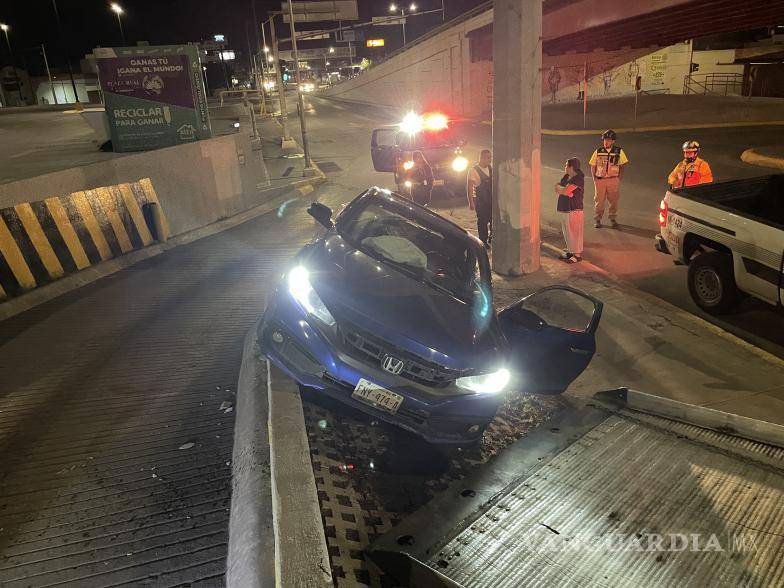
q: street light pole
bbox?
[268,14,292,140]
[41,44,58,104]
[390,4,417,47]
[0,24,24,104]
[110,3,126,46]
[287,0,314,172]
[51,0,79,105]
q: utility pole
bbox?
[287,0,315,172]
[492,0,542,275]
[269,14,293,145]
[51,0,80,105]
[42,44,58,104]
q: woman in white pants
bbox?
[554,157,585,263]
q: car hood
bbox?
[306,234,501,369]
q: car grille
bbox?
[339,322,458,387]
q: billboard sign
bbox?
[282,1,358,23]
[96,45,211,152]
[366,39,385,48]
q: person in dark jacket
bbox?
[467,149,493,248]
[554,157,585,263]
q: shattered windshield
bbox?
[336,195,485,303]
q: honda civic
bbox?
[259,188,603,443]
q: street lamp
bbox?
[389,3,417,46]
[0,23,24,103]
[329,46,335,53]
[110,3,126,46]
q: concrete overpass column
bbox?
[492,0,542,275]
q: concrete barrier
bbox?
[0,179,167,300]
[0,132,267,238]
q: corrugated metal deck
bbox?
[370,402,784,587]
[0,204,311,586]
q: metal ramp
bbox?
[368,391,784,587]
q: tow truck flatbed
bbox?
[368,390,784,587]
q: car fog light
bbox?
[272,330,284,344]
[468,424,481,434]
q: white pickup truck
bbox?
[655,174,784,314]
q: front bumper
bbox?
[258,287,501,444]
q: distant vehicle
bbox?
[260,188,603,443]
[655,174,784,314]
[299,81,315,92]
[371,111,469,198]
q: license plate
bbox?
[352,378,403,414]
[433,179,445,186]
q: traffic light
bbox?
[279,59,290,82]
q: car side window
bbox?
[519,289,596,333]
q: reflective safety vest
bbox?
[668,157,713,188]
[589,145,628,179]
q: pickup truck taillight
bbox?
[659,197,668,227]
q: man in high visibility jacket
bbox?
[668,140,714,189]
[589,129,629,229]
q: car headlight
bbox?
[288,266,336,327]
[403,160,415,171]
[452,156,469,172]
[456,368,510,393]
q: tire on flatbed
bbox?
[687,251,741,315]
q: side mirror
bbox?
[308,202,334,229]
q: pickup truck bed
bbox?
[656,174,784,313]
[369,393,784,587]
[673,175,784,228]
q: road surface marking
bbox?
[70,191,113,261]
[44,197,91,270]
[0,216,36,290]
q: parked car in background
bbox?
[260,188,603,444]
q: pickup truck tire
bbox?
[687,252,741,315]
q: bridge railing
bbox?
[683,73,744,96]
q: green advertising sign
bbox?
[96,45,212,152]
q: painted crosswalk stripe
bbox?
[0,207,51,286]
[70,191,112,261]
[0,214,36,291]
[44,197,91,271]
[14,202,65,279]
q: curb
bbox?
[481,119,784,135]
[595,388,784,450]
[268,363,333,587]
[0,179,323,322]
[227,321,275,588]
[740,148,784,171]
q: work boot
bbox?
[610,219,619,229]
[594,220,602,228]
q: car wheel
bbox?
[687,251,741,315]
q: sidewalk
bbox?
[435,204,784,425]
[479,94,784,133]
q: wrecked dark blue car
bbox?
[260,188,603,443]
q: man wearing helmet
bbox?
[589,130,629,228]
[668,141,713,188]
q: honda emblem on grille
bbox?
[381,355,404,375]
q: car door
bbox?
[498,286,603,394]
[371,128,397,172]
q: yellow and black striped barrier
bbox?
[0,178,169,301]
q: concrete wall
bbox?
[0,133,267,237]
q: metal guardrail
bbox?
[683,73,744,96]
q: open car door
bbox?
[371,128,397,172]
[498,286,603,394]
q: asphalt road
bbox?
[288,92,784,359]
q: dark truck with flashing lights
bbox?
[370,112,470,198]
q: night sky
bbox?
[1,0,487,74]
